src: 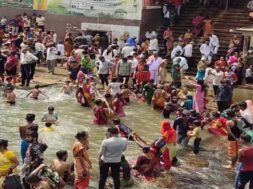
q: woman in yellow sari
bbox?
[0,139,19,189]
[152,87,167,110]
[72,131,92,189]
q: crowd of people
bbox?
[0,9,253,189]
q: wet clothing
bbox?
[72,141,92,189]
[115,124,133,140]
[42,112,58,123]
[173,117,189,146]
[143,83,156,105]
[93,106,107,125]
[217,85,232,112]
[236,146,253,189]
[160,121,176,170]
[240,147,253,172]
[132,155,154,177]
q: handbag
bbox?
[3,174,23,189]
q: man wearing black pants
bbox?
[20,48,38,87]
[216,80,232,112]
[116,57,131,85]
[98,127,128,189]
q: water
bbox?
[0,86,235,188]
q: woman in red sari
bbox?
[5,51,19,84]
[136,59,150,86]
[160,120,176,170]
[93,99,108,125]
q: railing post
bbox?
[226,0,229,11]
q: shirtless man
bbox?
[3,76,14,97]
[19,113,39,162]
[5,87,16,105]
[27,85,48,99]
[50,150,73,184]
[62,80,73,95]
[25,174,52,189]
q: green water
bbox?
[0,87,235,188]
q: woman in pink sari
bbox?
[192,14,204,37]
[113,93,127,117]
[188,79,206,113]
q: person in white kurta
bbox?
[209,34,219,56]
[171,43,183,59]
[199,41,212,64]
[149,35,159,53]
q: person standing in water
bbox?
[26,85,48,99]
[98,127,128,189]
[0,139,19,188]
[61,80,73,95]
[5,87,16,105]
[19,113,38,163]
[41,106,58,125]
[235,134,253,189]
[72,131,92,189]
[50,150,73,185]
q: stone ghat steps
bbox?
[157,0,251,75]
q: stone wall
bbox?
[0,6,162,40]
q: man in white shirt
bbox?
[20,48,38,87]
[145,30,157,39]
[209,34,219,59]
[200,40,212,64]
[34,39,45,64]
[209,66,224,96]
[147,51,163,85]
[46,43,59,74]
[173,55,188,78]
[128,54,138,87]
[99,127,128,189]
[148,35,159,53]
[171,42,183,60]
[121,44,133,58]
[0,16,7,30]
[56,41,65,66]
[245,65,253,84]
[239,101,253,127]
[23,16,31,30]
[36,15,45,31]
[183,41,193,67]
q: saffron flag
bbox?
[33,0,48,10]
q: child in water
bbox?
[5,87,16,105]
[62,80,73,95]
[187,120,202,155]
[40,122,56,132]
[27,85,48,99]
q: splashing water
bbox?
[0,86,235,188]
